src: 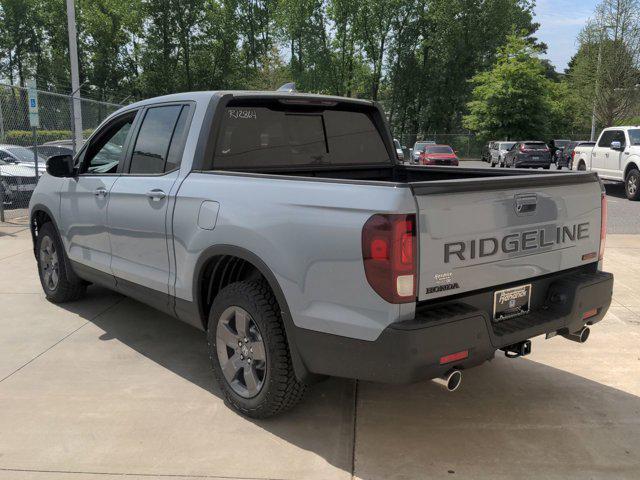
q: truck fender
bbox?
[192,244,312,382]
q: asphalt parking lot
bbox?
[1,196,639,479]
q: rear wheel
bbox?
[578,161,586,171]
[625,168,640,201]
[207,280,307,418]
[36,222,86,303]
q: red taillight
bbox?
[362,214,417,303]
[440,350,469,365]
[519,144,526,152]
[599,193,607,261]
[582,308,599,320]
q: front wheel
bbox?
[36,222,86,303]
[625,168,640,201]
[207,280,307,418]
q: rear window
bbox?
[213,103,390,169]
[425,146,453,154]
[524,142,547,149]
[498,142,515,150]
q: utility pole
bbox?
[591,24,616,141]
[66,0,83,152]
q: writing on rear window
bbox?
[228,109,257,120]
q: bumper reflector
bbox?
[439,350,469,365]
[582,308,598,320]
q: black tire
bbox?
[625,168,640,201]
[36,222,86,303]
[543,165,550,170]
[578,161,586,171]
[207,280,307,418]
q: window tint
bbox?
[524,142,547,149]
[83,113,135,174]
[426,146,453,154]
[214,104,389,169]
[628,129,640,146]
[165,106,191,172]
[129,105,182,174]
[498,142,515,150]
[598,130,625,148]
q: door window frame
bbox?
[120,101,195,177]
[74,109,141,177]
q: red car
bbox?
[418,144,459,166]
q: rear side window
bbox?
[214,103,389,169]
[129,105,190,174]
[629,129,640,146]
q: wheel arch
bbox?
[623,161,639,179]
[192,244,312,382]
[29,203,60,258]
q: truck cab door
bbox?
[592,130,616,176]
[58,110,138,278]
[107,104,192,311]
[605,130,626,180]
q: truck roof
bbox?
[122,90,375,112]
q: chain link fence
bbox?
[0,83,121,222]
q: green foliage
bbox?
[463,33,554,140]
[5,129,94,145]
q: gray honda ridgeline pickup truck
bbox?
[29,91,613,417]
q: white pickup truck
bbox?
[572,126,640,200]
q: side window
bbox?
[81,112,136,174]
[129,105,184,174]
[613,130,626,148]
[598,131,615,148]
[165,106,191,172]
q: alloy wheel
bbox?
[216,306,267,398]
[39,236,60,291]
[628,174,638,196]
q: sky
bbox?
[534,0,600,72]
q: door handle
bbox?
[146,189,166,201]
[94,187,108,198]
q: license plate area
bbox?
[493,284,531,322]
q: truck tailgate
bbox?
[412,173,603,302]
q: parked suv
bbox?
[503,141,552,169]
[29,90,612,417]
[489,141,516,167]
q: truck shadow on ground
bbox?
[604,181,627,199]
[78,286,639,479]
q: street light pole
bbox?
[591,24,616,141]
[66,0,83,152]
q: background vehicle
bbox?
[418,144,459,165]
[411,140,436,163]
[571,126,640,200]
[0,144,47,174]
[0,158,39,208]
[559,141,594,170]
[548,139,571,164]
[31,140,74,159]
[489,141,516,167]
[481,142,495,162]
[394,138,405,162]
[503,141,552,169]
[29,90,612,418]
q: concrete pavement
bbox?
[0,224,638,479]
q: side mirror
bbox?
[610,141,623,151]
[46,154,74,177]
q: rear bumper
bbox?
[293,267,613,383]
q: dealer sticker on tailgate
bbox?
[493,284,531,322]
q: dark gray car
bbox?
[503,141,552,169]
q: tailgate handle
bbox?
[515,193,537,215]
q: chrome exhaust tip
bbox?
[432,369,462,392]
[562,326,590,343]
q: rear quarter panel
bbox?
[173,173,417,341]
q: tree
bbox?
[463,33,553,140]
[566,0,640,130]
